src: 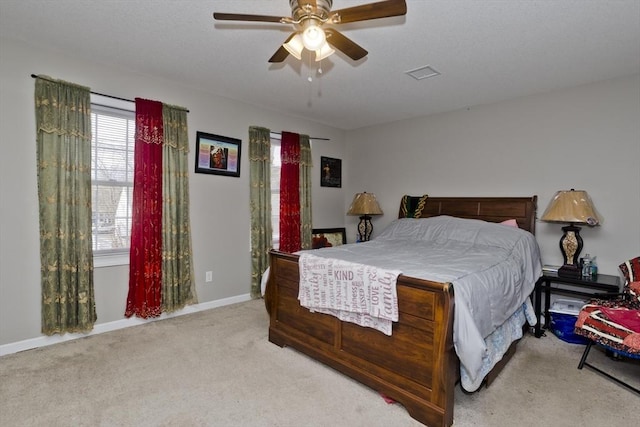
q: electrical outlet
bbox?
[205,271,213,282]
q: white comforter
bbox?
[305,216,542,386]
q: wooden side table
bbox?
[533,271,620,338]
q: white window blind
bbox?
[270,135,281,250]
[90,100,135,259]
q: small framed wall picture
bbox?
[320,156,341,188]
[195,131,241,177]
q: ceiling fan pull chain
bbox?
[307,74,313,108]
[317,60,324,96]
[307,54,313,82]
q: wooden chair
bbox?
[574,257,640,394]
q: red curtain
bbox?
[125,99,164,318]
[279,132,301,253]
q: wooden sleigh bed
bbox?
[264,196,538,427]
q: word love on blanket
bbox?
[297,253,402,336]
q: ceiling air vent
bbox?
[405,65,440,81]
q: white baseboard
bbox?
[0,294,252,357]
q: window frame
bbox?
[270,133,281,250]
[90,94,135,267]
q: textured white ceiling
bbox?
[1,0,639,130]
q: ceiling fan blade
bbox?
[330,0,407,24]
[213,12,288,23]
[268,33,296,63]
[324,28,368,61]
[268,46,290,63]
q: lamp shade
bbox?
[541,190,601,226]
[347,192,383,216]
[283,34,304,60]
[315,41,335,61]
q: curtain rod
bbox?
[30,74,190,112]
[270,131,330,141]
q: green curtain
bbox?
[299,135,313,250]
[249,126,272,298]
[35,76,96,335]
[161,104,197,312]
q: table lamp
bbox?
[347,192,383,242]
[541,189,601,278]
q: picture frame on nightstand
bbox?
[312,228,347,249]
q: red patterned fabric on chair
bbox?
[574,256,640,394]
[575,305,640,354]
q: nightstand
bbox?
[533,271,620,338]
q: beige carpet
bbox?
[1,299,638,427]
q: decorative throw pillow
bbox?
[620,257,640,283]
[500,219,519,228]
[400,194,428,218]
[619,257,640,307]
[629,282,640,304]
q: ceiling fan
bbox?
[213,0,407,63]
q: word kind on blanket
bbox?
[297,253,402,335]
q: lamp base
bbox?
[357,215,373,242]
[557,264,581,278]
[559,224,583,267]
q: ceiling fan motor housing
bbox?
[290,0,333,23]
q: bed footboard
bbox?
[265,250,457,427]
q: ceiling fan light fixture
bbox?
[283,33,304,60]
[301,20,326,51]
[315,41,335,61]
[213,0,409,64]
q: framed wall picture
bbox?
[195,131,241,177]
[320,156,341,188]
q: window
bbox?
[270,134,281,250]
[90,96,135,264]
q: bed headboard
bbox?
[398,195,537,234]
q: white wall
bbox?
[345,74,640,277]
[0,38,347,346]
[2,36,638,349]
